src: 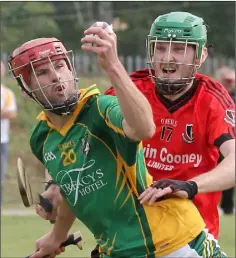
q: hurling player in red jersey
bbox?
[105,11,235,239]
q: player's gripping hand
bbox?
[30,231,66,258]
[81,21,119,71]
[35,184,63,223]
[138,179,198,205]
[91,244,102,258]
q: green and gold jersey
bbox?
[30,85,205,257]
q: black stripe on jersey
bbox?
[204,88,228,110]
[214,133,234,148]
[156,79,198,113]
[209,80,234,106]
[204,80,234,108]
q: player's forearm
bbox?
[191,152,235,193]
[51,199,76,243]
[45,169,52,181]
[106,61,155,139]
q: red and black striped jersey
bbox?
[105,68,235,239]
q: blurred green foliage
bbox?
[1,2,235,57]
[1,2,60,52]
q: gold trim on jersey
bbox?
[36,85,100,136]
[118,147,152,197]
[129,180,151,255]
[114,147,205,256]
[114,165,128,204]
[43,128,52,154]
[138,143,152,189]
[113,145,152,208]
[119,188,133,209]
[103,173,151,256]
[114,152,129,206]
[106,233,117,256]
[100,238,110,253]
[115,152,122,188]
[113,150,151,255]
[114,164,133,210]
[97,233,103,242]
[96,98,125,136]
[202,229,215,258]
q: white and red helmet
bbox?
[9,38,79,116]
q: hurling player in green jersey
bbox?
[9,22,226,258]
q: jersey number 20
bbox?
[61,149,77,166]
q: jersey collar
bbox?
[36,84,100,135]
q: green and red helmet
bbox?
[146,11,208,95]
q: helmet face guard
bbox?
[147,12,207,95]
[147,37,200,95]
[9,38,79,116]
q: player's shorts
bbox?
[163,229,227,258]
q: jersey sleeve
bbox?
[97,95,127,136]
[96,95,139,166]
[104,68,151,97]
[29,121,48,165]
[207,96,235,148]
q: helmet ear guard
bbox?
[15,75,33,98]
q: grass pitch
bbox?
[1,214,235,257]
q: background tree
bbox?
[1,1,234,58]
[1,2,59,53]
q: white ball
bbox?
[95,21,113,33]
[85,22,113,46]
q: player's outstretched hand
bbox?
[30,231,66,258]
[138,179,198,205]
[81,21,119,71]
[35,184,63,223]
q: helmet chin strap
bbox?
[152,59,199,96]
[16,75,80,116]
[154,77,194,95]
[42,93,79,116]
